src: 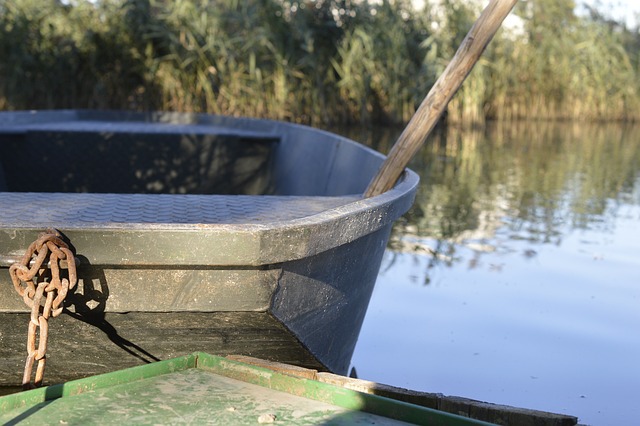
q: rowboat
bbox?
[0,352,579,425]
[0,110,418,387]
[0,352,492,426]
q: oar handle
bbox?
[365,0,518,198]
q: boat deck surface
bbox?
[0,368,412,425]
[0,193,360,227]
[0,353,490,426]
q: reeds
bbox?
[1,0,639,125]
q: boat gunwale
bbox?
[0,172,416,266]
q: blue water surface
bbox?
[350,123,640,426]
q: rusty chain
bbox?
[8,229,77,389]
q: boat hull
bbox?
[0,110,418,386]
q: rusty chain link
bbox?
[8,229,77,389]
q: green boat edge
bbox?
[0,352,493,426]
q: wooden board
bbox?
[0,312,324,387]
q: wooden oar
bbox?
[365,0,518,198]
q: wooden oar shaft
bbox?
[365,0,518,198]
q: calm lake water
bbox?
[343,122,640,426]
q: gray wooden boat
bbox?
[0,110,418,387]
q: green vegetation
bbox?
[1,0,639,125]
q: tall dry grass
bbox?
[1,0,639,125]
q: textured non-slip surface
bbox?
[0,193,359,226]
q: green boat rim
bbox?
[0,352,494,426]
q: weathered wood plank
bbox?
[0,312,324,387]
[227,356,579,426]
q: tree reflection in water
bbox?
[345,121,640,425]
[341,121,640,281]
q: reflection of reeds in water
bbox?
[2,0,639,125]
[385,122,640,262]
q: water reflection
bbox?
[343,121,640,426]
[372,122,640,276]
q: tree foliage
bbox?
[1,0,639,125]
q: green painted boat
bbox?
[0,352,492,426]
